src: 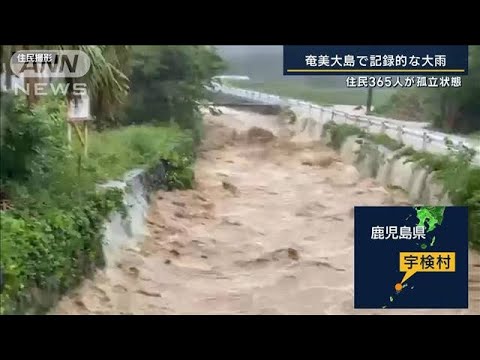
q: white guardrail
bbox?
[217,85,480,164]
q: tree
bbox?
[0,45,131,128]
[425,46,480,133]
[124,46,226,139]
[377,46,480,134]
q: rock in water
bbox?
[301,154,336,167]
[287,248,300,261]
[208,106,222,116]
[247,127,275,143]
[222,181,239,195]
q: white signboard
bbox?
[68,94,91,121]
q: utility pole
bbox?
[366,87,373,115]
[168,96,175,126]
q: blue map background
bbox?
[354,206,468,309]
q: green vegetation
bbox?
[322,121,480,249]
[322,122,364,150]
[0,45,225,314]
[323,121,403,151]
[228,79,394,107]
[373,88,431,121]
[365,133,404,151]
[123,46,225,143]
[0,94,121,314]
[0,94,196,314]
[406,144,480,250]
[322,121,401,178]
[0,189,124,314]
[374,46,480,134]
[0,45,131,126]
[81,125,194,185]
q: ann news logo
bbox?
[7,50,90,97]
[10,50,90,78]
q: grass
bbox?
[323,121,403,152]
[323,122,364,150]
[364,133,404,151]
[73,125,195,182]
[5,124,194,215]
[227,79,394,108]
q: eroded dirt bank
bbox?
[53,110,480,315]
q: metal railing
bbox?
[216,85,480,163]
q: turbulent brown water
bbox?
[53,109,480,315]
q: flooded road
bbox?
[53,110,480,315]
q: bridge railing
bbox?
[217,85,480,164]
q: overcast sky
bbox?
[214,46,346,87]
[215,46,283,81]
[216,46,282,58]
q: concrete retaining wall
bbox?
[279,109,441,205]
[328,133,451,205]
[317,123,479,307]
[282,113,452,206]
[99,162,168,266]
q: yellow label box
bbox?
[399,252,455,283]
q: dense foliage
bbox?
[0,189,124,314]
[0,93,123,314]
[375,46,480,133]
[123,46,226,142]
[0,45,131,129]
[0,45,223,313]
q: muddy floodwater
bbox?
[53,109,480,315]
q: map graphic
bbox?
[354,206,468,309]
